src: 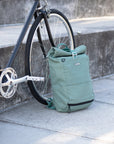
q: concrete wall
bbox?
[75,31,114,78]
[0,0,114,25]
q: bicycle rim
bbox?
[26,9,75,104]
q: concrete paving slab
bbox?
[0,121,111,144]
[0,99,114,143]
[93,78,114,93]
[93,77,114,104]
[95,89,114,105]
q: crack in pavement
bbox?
[0,118,113,144]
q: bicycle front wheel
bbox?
[25,9,75,105]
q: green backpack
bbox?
[47,44,94,112]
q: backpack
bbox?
[47,44,94,112]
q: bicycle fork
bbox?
[34,8,55,59]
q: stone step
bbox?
[0,16,114,111]
[0,16,114,48]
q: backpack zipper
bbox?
[68,99,94,113]
[68,99,94,107]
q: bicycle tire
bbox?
[25,9,75,105]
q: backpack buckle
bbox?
[72,51,77,59]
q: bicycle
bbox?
[0,0,75,105]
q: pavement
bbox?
[0,75,114,144]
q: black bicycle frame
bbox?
[6,0,39,67]
[7,0,40,67]
[6,0,55,69]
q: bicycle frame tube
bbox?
[43,12,55,47]
[35,11,55,58]
[6,0,39,67]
